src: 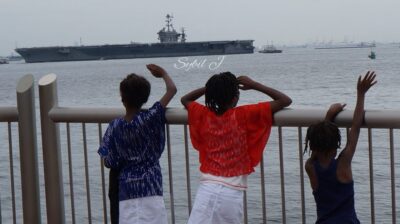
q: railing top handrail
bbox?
[41,74,400,128]
[0,107,18,122]
[49,107,187,124]
[49,106,400,128]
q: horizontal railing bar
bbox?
[0,107,18,122]
[275,109,400,128]
[49,107,187,124]
[49,107,400,128]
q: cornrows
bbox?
[205,72,239,115]
[304,121,342,154]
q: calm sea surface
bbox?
[0,45,399,223]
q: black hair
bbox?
[205,72,239,115]
[120,73,150,109]
[304,121,341,154]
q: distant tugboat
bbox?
[258,45,282,53]
[0,58,9,64]
[368,51,376,59]
[15,14,254,63]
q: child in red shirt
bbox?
[181,72,291,224]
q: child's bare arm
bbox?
[146,64,177,108]
[339,71,376,179]
[305,157,318,191]
[237,76,292,113]
[181,87,206,109]
[325,103,346,122]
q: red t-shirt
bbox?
[188,101,273,177]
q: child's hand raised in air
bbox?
[357,71,377,95]
[237,76,257,90]
[146,64,167,78]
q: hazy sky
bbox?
[1,0,399,55]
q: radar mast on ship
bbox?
[157,14,186,43]
[180,28,186,43]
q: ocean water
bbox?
[0,45,399,223]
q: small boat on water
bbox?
[259,45,282,53]
[0,58,9,64]
[368,51,376,59]
[7,54,23,61]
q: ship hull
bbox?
[315,46,373,49]
[15,40,254,63]
[315,43,376,50]
[259,50,282,53]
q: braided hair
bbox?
[304,121,341,154]
[120,73,150,109]
[205,72,239,115]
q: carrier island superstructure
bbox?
[16,15,254,63]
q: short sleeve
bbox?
[98,122,119,168]
[242,102,273,167]
[143,102,166,124]
[243,102,273,127]
[187,102,209,151]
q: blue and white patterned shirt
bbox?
[98,102,166,201]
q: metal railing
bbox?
[0,108,18,224]
[0,75,41,224]
[37,73,399,224]
[0,71,398,224]
[1,73,399,223]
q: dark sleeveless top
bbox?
[313,159,360,224]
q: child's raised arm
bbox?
[181,87,206,109]
[237,76,292,113]
[146,64,177,108]
[338,71,377,182]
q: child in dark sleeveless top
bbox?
[304,71,377,223]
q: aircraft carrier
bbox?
[15,15,254,63]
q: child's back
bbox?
[182,72,291,224]
[188,100,273,178]
[98,64,176,224]
[305,71,377,224]
[311,155,358,223]
[99,102,166,198]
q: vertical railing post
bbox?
[166,125,175,224]
[16,74,41,224]
[38,74,65,224]
[368,128,375,224]
[389,129,396,224]
[7,122,16,224]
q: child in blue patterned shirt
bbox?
[98,64,177,224]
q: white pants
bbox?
[119,196,168,224]
[188,183,244,224]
